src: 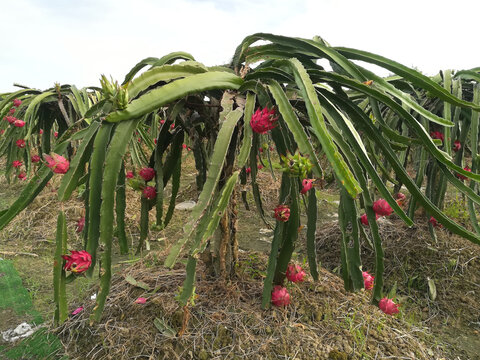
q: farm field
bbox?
[1,160,480,359]
[1,32,480,359]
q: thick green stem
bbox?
[91,119,139,323]
[273,180,300,285]
[407,144,427,220]
[86,123,114,277]
[338,187,363,292]
[116,163,128,254]
[261,173,290,308]
[306,188,319,281]
[136,196,150,254]
[426,162,438,243]
[53,211,68,325]
[154,142,164,227]
[468,84,480,233]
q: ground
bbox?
[0,157,479,359]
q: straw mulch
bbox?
[316,215,480,359]
[55,252,446,360]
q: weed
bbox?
[340,311,368,354]
[240,253,266,279]
[443,196,469,223]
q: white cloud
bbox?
[1,0,479,91]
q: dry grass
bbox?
[55,252,446,360]
[316,215,480,359]
[0,175,84,248]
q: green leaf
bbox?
[236,92,255,168]
[24,91,56,140]
[192,171,240,256]
[287,58,361,198]
[85,123,114,276]
[379,124,425,146]
[177,256,197,306]
[268,80,323,178]
[116,163,129,254]
[245,66,294,83]
[53,211,68,325]
[122,57,161,85]
[340,95,480,245]
[238,81,271,106]
[454,70,480,83]
[0,139,71,230]
[245,49,317,67]
[319,101,411,225]
[153,318,176,338]
[273,181,300,285]
[127,64,208,100]
[311,70,480,182]
[326,124,384,301]
[152,51,195,67]
[162,140,182,229]
[338,187,364,291]
[467,84,480,234]
[107,72,243,123]
[335,47,480,110]
[92,118,140,322]
[122,52,196,85]
[136,196,150,254]
[165,109,243,268]
[0,89,41,112]
[57,122,100,201]
[356,66,453,126]
[125,275,151,291]
[387,282,397,299]
[233,33,365,80]
[306,189,319,281]
[69,85,88,117]
[261,173,290,308]
[250,134,271,227]
[84,98,107,118]
[427,278,437,301]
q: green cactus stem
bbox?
[53,211,68,325]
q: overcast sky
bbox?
[1,0,479,92]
